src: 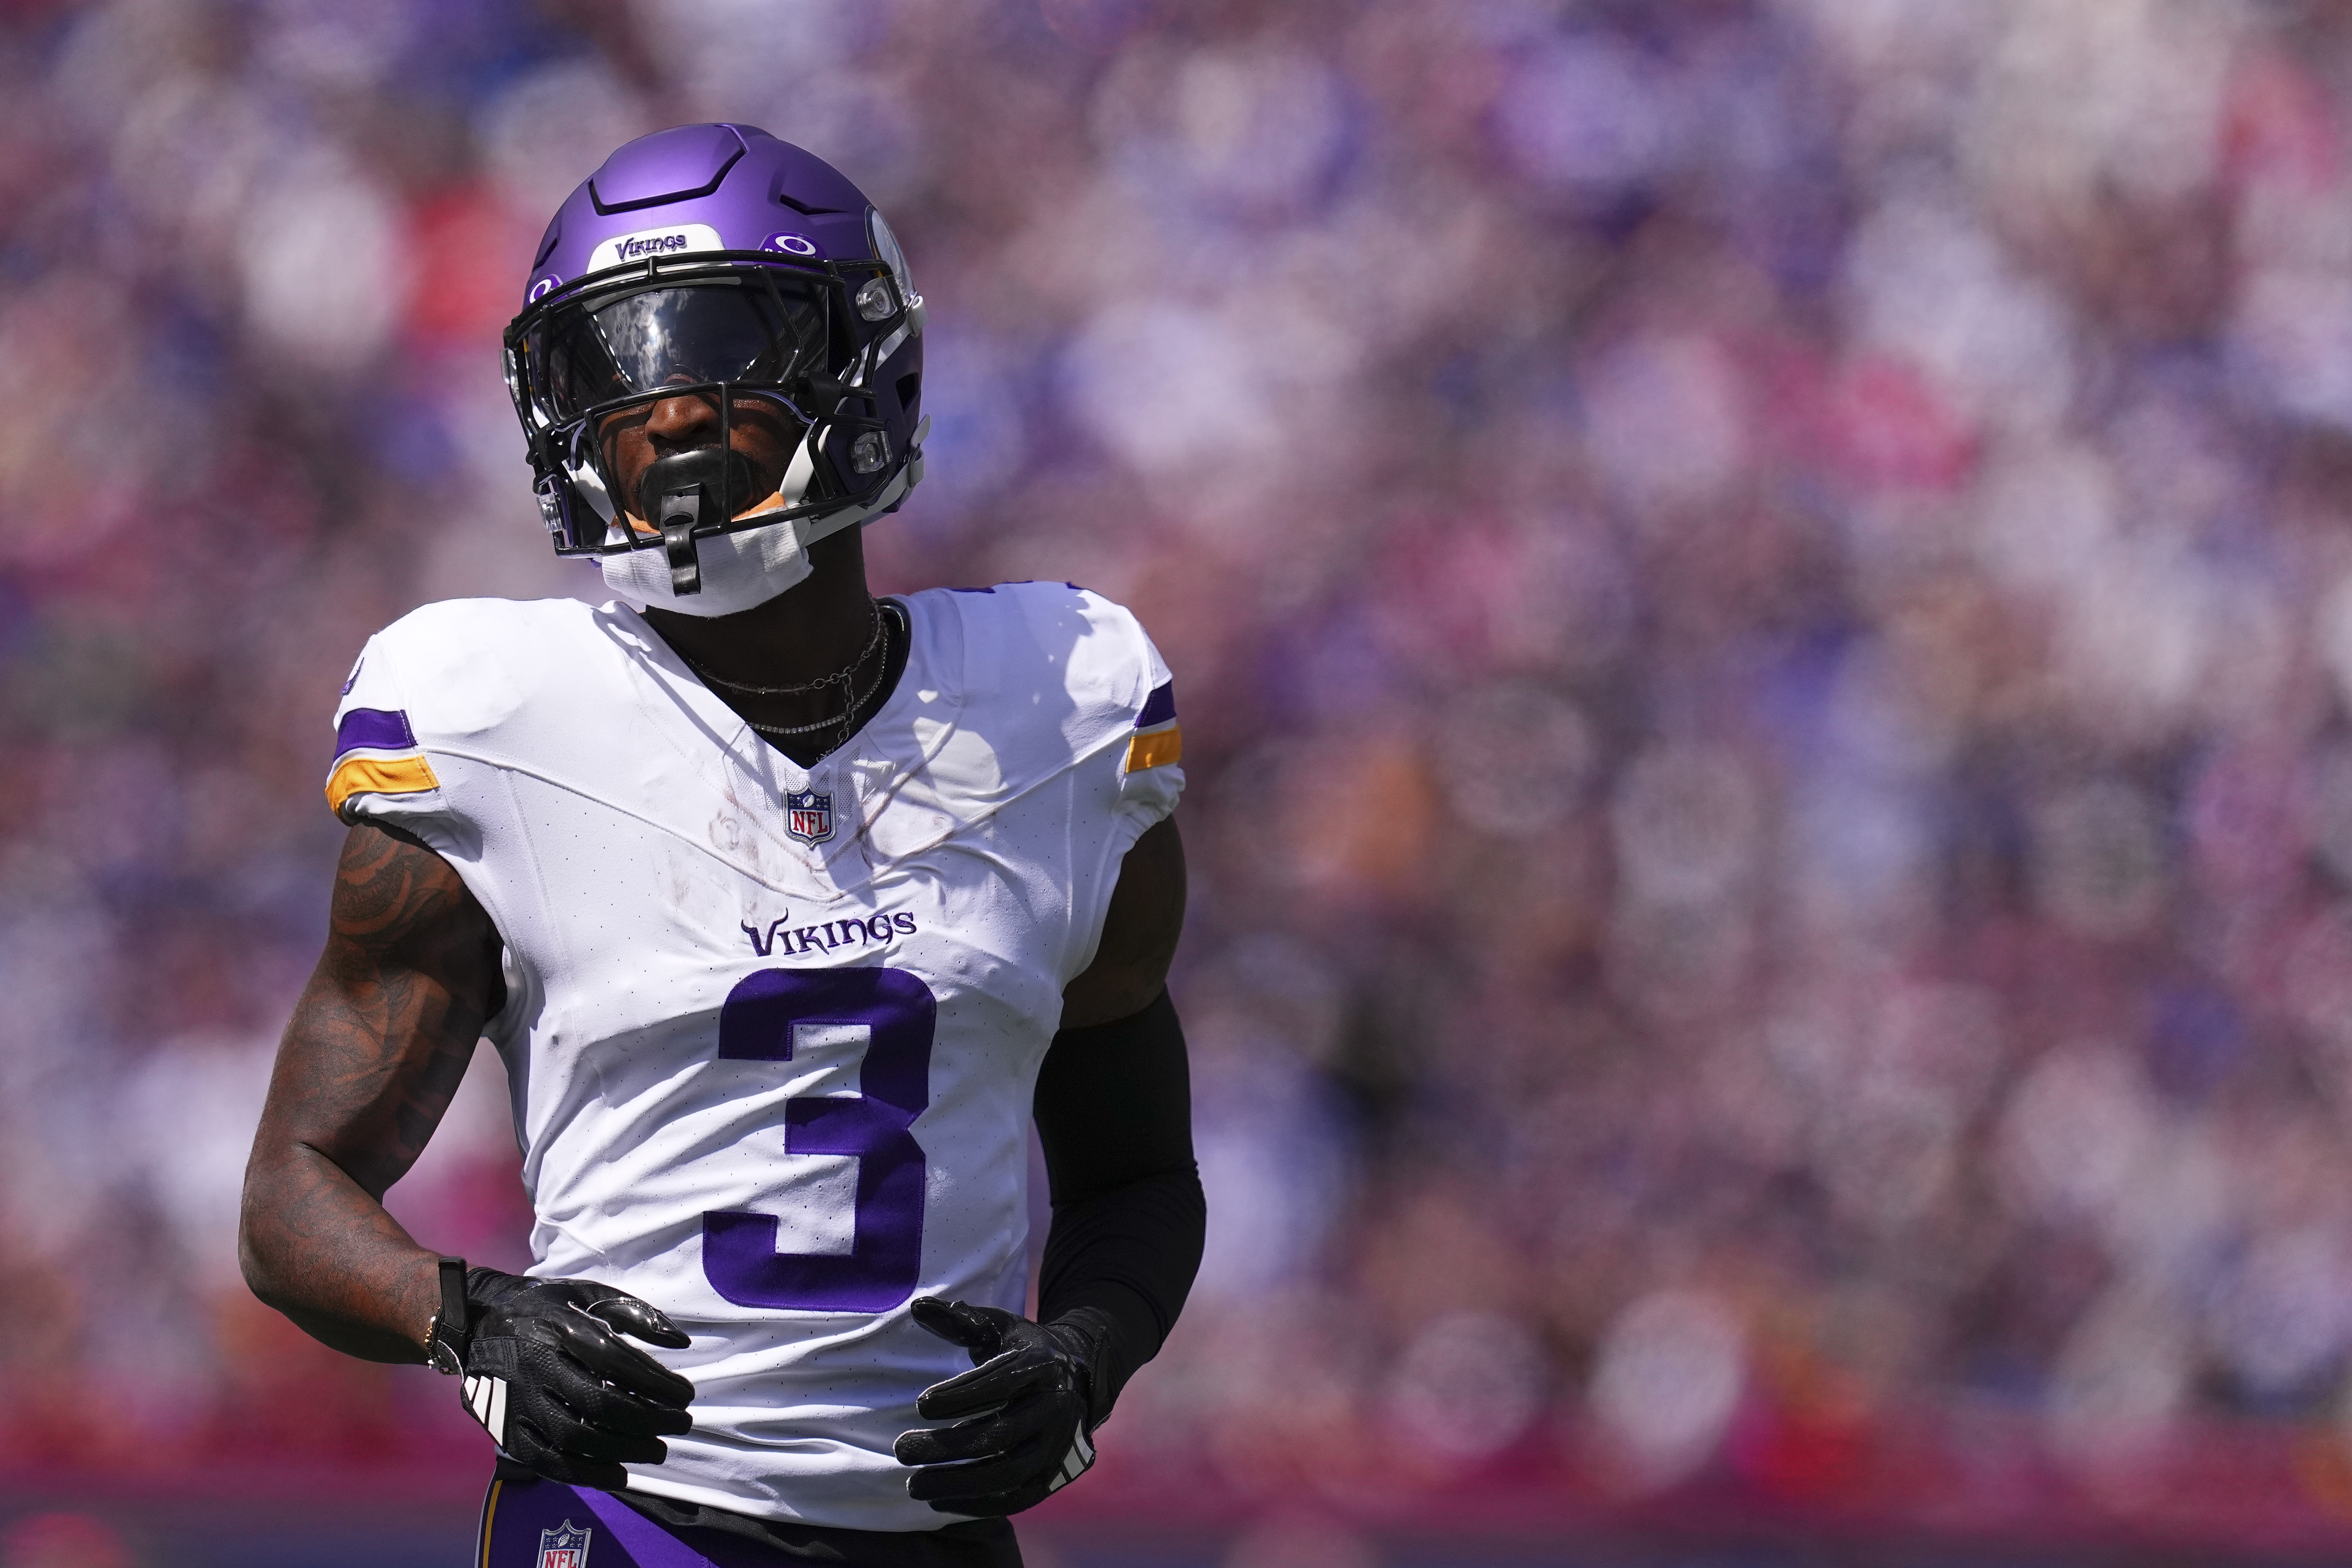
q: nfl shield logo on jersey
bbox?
[786,789,835,845]
[537,1521,591,1568]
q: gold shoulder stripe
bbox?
[1126,725,1182,772]
[326,753,441,816]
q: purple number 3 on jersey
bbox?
[703,967,936,1312]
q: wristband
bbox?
[427,1254,469,1375]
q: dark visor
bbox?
[528,279,828,423]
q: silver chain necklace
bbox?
[673,600,902,741]
[682,599,887,696]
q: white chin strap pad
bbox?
[598,452,923,619]
[602,509,818,618]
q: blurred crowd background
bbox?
[16,0,2352,1560]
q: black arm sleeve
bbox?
[1033,987,1205,1420]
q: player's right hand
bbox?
[455,1269,696,1491]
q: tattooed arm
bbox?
[239,821,506,1363]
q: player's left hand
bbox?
[893,1296,1104,1515]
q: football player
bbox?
[239,124,1204,1567]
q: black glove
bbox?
[892,1296,1113,1516]
[455,1268,696,1490]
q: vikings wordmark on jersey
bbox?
[326,581,1182,1530]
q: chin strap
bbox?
[657,485,702,595]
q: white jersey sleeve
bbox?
[327,629,454,833]
[952,581,1182,981]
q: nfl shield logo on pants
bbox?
[537,1520,591,1568]
[786,789,834,845]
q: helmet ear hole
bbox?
[895,372,920,412]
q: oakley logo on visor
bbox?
[587,223,725,275]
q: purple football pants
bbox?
[476,1471,1022,1568]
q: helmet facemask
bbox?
[503,250,920,598]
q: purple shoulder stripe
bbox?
[1136,680,1176,729]
[334,707,417,757]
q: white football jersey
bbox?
[325,581,1183,1530]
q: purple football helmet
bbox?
[502,124,925,594]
